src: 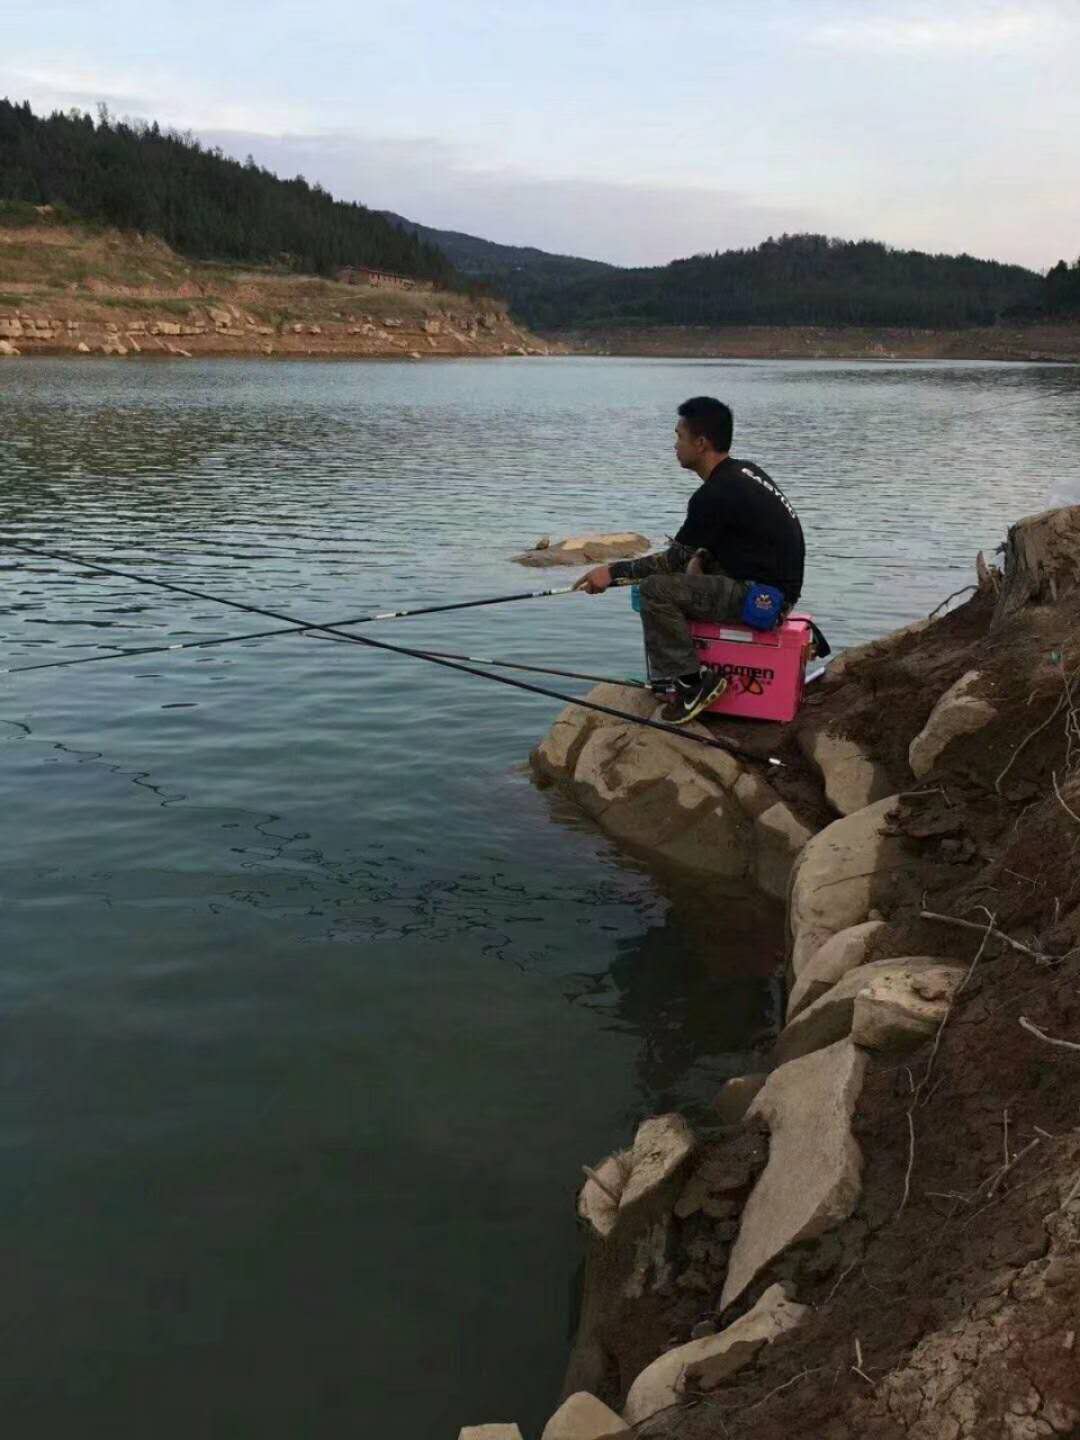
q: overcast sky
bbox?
[3,0,1078,269]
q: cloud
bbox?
[809,5,1059,54]
[0,57,307,132]
[197,126,820,266]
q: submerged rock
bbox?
[513,533,651,567]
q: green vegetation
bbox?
[1045,256,1080,315]
[382,211,614,312]
[0,98,457,285]
[97,296,192,314]
[500,233,1043,331]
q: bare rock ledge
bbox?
[788,794,904,975]
[776,957,964,1065]
[540,1392,628,1440]
[532,684,815,896]
[786,919,887,1020]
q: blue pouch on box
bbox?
[740,582,785,630]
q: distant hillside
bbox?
[515,233,1043,331]
[381,211,615,313]
[0,98,456,284]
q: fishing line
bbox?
[307,631,649,688]
[0,539,783,766]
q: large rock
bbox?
[776,957,962,1064]
[622,1282,809,1425]
[578,1116,695,1240]
[788,795,903,975]
[712,1073,768,1126]
[753,802,815,901]
[459,1427,524,1440]
[0,339,20,356]
[786,920,887,1020]
[720,1040,868,1310]
[533,686,751,880]
[620,1114,696,1212]
[798,726,893,816]
[908,670,998,779]
[541,1392,628,1440]
[513,533,651,567]
[852,965,964,1051]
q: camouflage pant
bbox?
[637,571,748,680]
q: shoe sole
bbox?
[664,675,729,725]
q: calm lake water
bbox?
[2,356,1078,1437]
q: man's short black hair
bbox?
[678,397,733,453]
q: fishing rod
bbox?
[3,581,577,674]
[0,539,782,767]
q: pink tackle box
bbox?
[689,614,813,722]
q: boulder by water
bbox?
[531,683,816,897]
[512,533,651,567]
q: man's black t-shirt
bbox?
[675,457,804,604]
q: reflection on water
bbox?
[1,357,1078,1437]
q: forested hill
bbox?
[498,233,1045,331]
[0,99,456,284]
[381,211,616,312]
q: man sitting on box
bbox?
[573,396,805,724]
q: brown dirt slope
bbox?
[598,512,1080,1438]
[0,217,552,359]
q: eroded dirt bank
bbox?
[468,507,1080,1440]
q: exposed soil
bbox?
[0,221,552,359]
[586,550,1080,1437]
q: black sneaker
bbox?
[659,667,728,724]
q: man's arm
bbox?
[574,542,696,593]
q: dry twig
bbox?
[581,1164,621,1203]
[851,1336,875,1388]
[994,691,1065,795]
[921,909,1050,962]
[1019,1015,1080,1053]
[896,913,996,1219]
[928,585,977,620]
[1052,770,1080,827]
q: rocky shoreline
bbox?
[460,505,1080,1440]
[0,219,552,360]
[0,299,549,361]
